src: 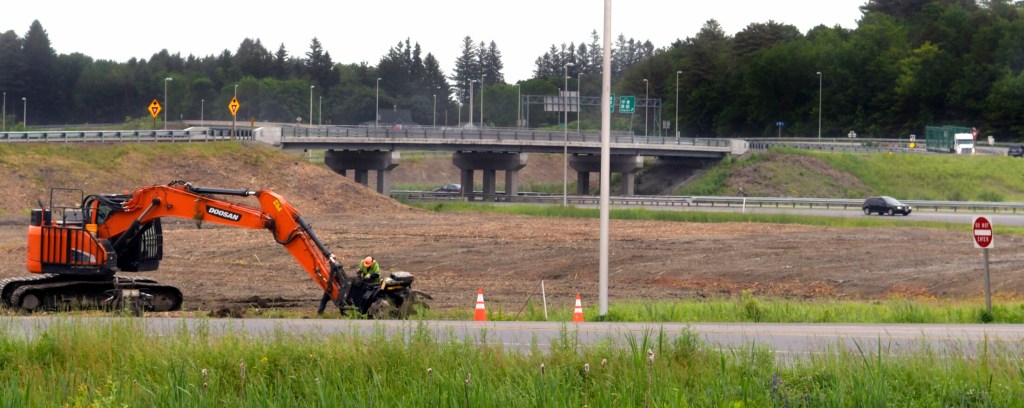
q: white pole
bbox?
[599,0,612,317]
[817,71,823,139]
[563,63,573,207]
[309,85,314,128]
[643,78,649,137]
[469,81,475,127]
[675,71,681,141]
[516,84,522,128]
[375,78,381,128]
[2,91,5,132]
[577,72,582,133]
[163,77,172,130]
[541,280,548,320]
[480,74,484,127]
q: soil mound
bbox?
[0,141,409,215]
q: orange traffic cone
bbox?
[474,288,487,321]
[572,294,584,322]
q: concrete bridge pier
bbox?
[453,152,528,196]
[323,150,400,194]
[569,154,644,196]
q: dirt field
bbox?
[0,143,1021,316]
[2,210,1021,315]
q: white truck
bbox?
[952,133,975,155]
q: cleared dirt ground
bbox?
[0,143,1021,315]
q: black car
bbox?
[432,183,462,194]
[1008,145,1024,157]
[862,196,912,216]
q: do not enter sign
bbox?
[973,216,993,248]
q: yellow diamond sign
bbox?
[148,99,161,118]
[229,97,240,117]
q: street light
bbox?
[432,94,437,127]
[643,78,649,137]
[163,77,172,130]
[675,70,682,140]
[816,71,822,139]
[375,78,381,128]
[200,99,204,127]
[319,96,322,127]
[2,91,5,132]
[479,74,485,127]
[577,72,583,133]
[516,83,522,128]
[469,80,478,127]
[21,97,26,128]
[308,85,315,128]
[563,62,574,207]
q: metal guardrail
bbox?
[390,191,1024,213]
[282,125,734,149]
[0,130,245,142]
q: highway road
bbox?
[5,317,1022,359]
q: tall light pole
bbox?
[2,91,5,132]
[375,78,381,128]
[163,77,172,130]
[308,85,315,127]
[432,94,437,127]
[318,96,322,127]
[643,78,649,137]
[577,72,582,133]
[21,97,27,128]
[516,83,522,128]
[469,80,477,127]
[200,99,204,127]
[563,62,574,207]
[675,70,681,141]
[479,74,485,127]
[816,71,823,139]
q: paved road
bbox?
[4,317,1021,358]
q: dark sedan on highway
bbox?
[862,196,912,216]
[1008,145,1024,157]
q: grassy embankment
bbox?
[679,148,1024,201]
[0,318,1020,407]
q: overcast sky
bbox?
[2,1,867,83]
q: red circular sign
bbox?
[973,217,993,248]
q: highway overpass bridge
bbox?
[265,125,747,196]
[1,122,747,197]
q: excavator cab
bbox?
[9,187,180,312]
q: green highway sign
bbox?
[619,96,636,113]
[609,93,616,112]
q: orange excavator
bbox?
[1,180,427,317]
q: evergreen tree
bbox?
[482,41,505,85]
[450,36,479,103]
[0,30,26,101]
[22,20,57,124]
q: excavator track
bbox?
[0,275,182,313]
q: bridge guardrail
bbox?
[389,191,1024,213]
[282,126,733,149]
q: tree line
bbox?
[2,0,1024,139]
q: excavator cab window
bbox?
[48,188,85,226]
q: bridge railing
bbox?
[282,125,733,148]
[389,191,1024,213]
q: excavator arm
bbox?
[91,181,351,303]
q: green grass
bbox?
[0,318,1021,407]
[487,296,1024,324]
[678,148,1024,201]
[404,201,1024,236]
